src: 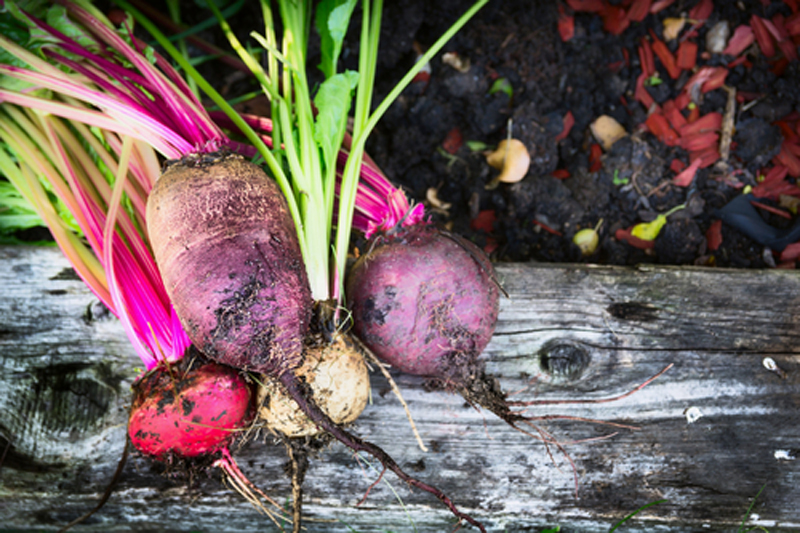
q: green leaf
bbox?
[0,12,30,48]
[0,2,100,91]
[313,70,359,167]
[466,140,488,151]
[1,2,96,54]
[0,180,45,234]
[37,5,97,51]
[0,0,50,24]
[738,483,768,533]
[609,499,667,532]
[315,0,357,79]
[488,77,513,99]
[645,73,662,86]
[612,168,629,186]
[0,4,40,86]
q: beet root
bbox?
[129,356,254,458]
[258,333,370,438]
[346,224,500,379]
[146,152,312,376]
[346,225,667,480]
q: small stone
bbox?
[706,21,731,54]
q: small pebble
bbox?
[706,21,730,54]
[774,449,796,461]
[762,356,787,378]
[685,406,703,424]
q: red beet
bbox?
[348,224,535,426]
[347,224,499,382]
[129,358,254,458]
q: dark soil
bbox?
[346,0,800,269]
[75,0,800,270]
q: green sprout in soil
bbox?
[488,76,513,99]
[645,73,663,86]
[612,168,629,186]
[466,140,489,152]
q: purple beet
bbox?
[347,224,499,379]
[147,153,312,376]
[347,223,530,427]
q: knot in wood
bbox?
[538,339,590,381]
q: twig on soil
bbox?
[630,169,645,197]
[716,85,737,171]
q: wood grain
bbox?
[1,246,798,532]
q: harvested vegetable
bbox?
[146,152,312,376]
[258,334,370,438]
[129,353,254,458]
[347,224,499,378]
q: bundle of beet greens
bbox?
[0,0,494,530]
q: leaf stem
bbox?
[333,0,489,301]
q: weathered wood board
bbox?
[1,245,799,532]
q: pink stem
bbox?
[62,2,209,146]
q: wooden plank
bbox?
[1,245,799,532]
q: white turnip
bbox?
[258,333,370,438]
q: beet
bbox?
[347,224,500,382]
[258,333,370,438]
[347,224,542,428]
[146,152,313,376]
[129,357,254,458]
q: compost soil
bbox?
[337,0,800,269]
[107,0,800,269]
